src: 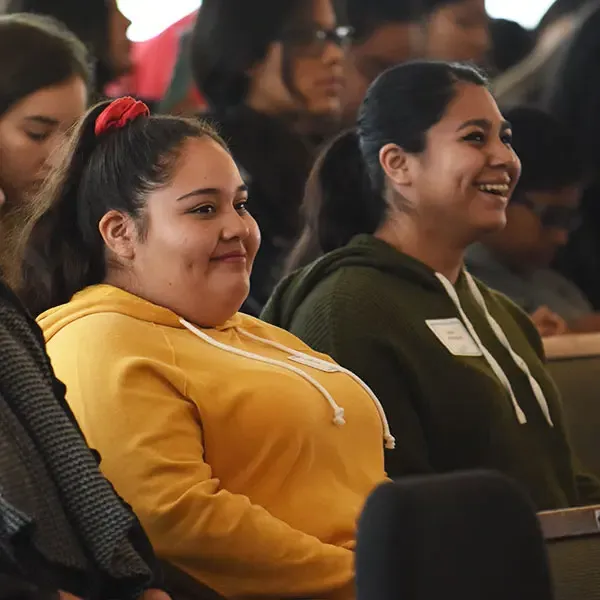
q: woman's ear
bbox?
[98,210,138,261]
[379,143,412,188]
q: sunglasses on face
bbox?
[511,195,582,233]
[280,26,354,58]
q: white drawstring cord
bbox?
[435,272,553,427]
[238,328,396,450]
[179,318,396,449]
[464,272,553,426]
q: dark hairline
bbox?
[0,14,91,116]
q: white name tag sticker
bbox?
[426,318,483,357]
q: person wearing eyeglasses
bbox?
[465,106,600,336]
[190,0,351,316]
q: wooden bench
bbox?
[544,333,600,480]
[539,504,600,600]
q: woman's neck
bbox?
[375,215,465,283]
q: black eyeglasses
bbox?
[511,195,582,233]
[280,26,354,57]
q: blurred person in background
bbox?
[545,1,600,310]
[6,0,131,97]
[413,0,490,65]
[190,0,350,315]
[110,10,206,114]
[465,106,600,336]
[0,13,88,287]
[154,27,207,116]
[342,0,491,125]
[494,0,593,107]
[340,0,415,124]
[489,19,535,75]
[536,0,592,37]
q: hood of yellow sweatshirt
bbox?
[38,284,245,342]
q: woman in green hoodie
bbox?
[262,60,600,510]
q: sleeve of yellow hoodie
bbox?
[47,318,354,599]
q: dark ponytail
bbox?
[285,60,489,273]
[285,129,384,273]
[19,101,226,316]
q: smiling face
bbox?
[100,136,261,327]
[0,76,88,206]
[387,82,521,246]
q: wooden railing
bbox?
[543,332,600,360]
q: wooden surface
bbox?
[544,333,600,359]
[539,505,600,540]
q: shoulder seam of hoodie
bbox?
[154,323,190,396]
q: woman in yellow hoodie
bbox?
[19,96,391,599]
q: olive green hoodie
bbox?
[262,235,600,510]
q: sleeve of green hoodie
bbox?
[268,269,436,478]
[494,290,600,505]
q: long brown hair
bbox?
[0,13,90,291]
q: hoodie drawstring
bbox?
[179,318,396,450]
[436,272,553,427]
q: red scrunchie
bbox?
[94,96,150,136]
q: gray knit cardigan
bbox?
[0,280,157,599]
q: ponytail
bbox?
[284,129,386,274]
[19,102,110,316]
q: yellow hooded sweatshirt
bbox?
[38,284,391,599]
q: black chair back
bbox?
[356,471,554,600]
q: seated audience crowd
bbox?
[1,0,600,598]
